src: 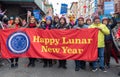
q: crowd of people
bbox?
[0,12,120,75]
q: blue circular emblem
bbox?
[7,31,30,54]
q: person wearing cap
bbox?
[42,16,53,68]
[85,18,93,68]
[73,17,88,71]
[89,16,110,72]
[37,18,46,65]
[85,18,92,26]
[39,18,46,29]
[68,14,75,28]
[44,16,53,29]
[102,14,117,69]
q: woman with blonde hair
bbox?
[27,16,37,67]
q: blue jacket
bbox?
[105,17,117,41]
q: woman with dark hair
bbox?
[57,17,69,29]
[85,18,92,26]
[9,17,23,68]
[27,16,37,67]
[39,19,46,29]
[53,16,59,28]
[56,17,69,69]
[73,17,88,71]
[85,18,93,68]
[10,17,22,28]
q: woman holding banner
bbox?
[9,17,23,68]
[42,16,53,68]
[27,16,37,67]
[85,18,92,27]
[89,16,110,72]
[73,17,88,71]
[56,16,70,69]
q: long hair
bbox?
[29,16,36,23]
[29,16,38,25]
[12,17,23,27]
[59,17,67,26]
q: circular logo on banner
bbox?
[7,31,30,54]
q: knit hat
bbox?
[78,17,84,21]
[86,18,91,22]
[93,16,100,21]
[46,16,52,21]
[102,17,108,21]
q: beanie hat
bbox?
[102,17,108,22]
[78,17,84,21]
[86,18,91,22]
[93,16,100,21]
[46,16,52,21]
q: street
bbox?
[0,58,119,77]
[0,0,120,77]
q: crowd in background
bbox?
[0,10,120,74]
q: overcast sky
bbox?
[48,0,78,15]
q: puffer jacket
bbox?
[89,23,110,47]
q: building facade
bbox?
[69,2,78,19]
[97,0,120,14]
[0,0,47,19]
[77,0,120,18]
[77,0,98,18]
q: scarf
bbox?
[15,24,19,28]
[29,23,36,28]
[70,21,75,26]
[46,24,50,29]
